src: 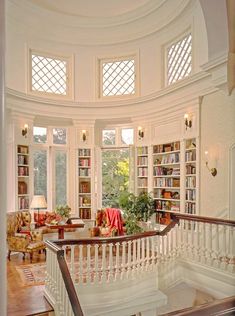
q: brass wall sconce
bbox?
[205,151,217,177]
[184,114,192,130]
[82,130,87,142]
[22,124,28,138]
[138,126,144,139]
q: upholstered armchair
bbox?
[91,208,124,237]
[7,211,46,262]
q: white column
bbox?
[0,0,6,315]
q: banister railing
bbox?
[46,240,84,316]
[45,213,235,316]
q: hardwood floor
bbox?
[7,252,53,316]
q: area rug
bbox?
[16,263,46,286]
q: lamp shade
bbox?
[30,195,47,209]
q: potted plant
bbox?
[55,204,71,223]
[119,191,155,234]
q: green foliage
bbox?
[119,191,155,223]
[124,211,143,235]
[55,204,71,218]
[102,149,130,207]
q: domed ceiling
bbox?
[14,0,191,45]
[28,0,155,18]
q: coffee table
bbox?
[45,222,84,239]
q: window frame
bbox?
[101,126,134,148]
[164,31,193,87]
[97,54,139,100]
[28,49,74,100]
[32,126,69,210]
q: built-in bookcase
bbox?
[78,148,92,219]
[153,141,181,212]
[136,146,148,195]
[17,145,30,211]
[185,138,197,214]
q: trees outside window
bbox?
[102,148,129,207]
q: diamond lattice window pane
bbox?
[167,34,192,85]
[102,59,135,97]
[31,54,67,95]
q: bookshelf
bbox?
[185,138,197,214]
[78,148,92,219]
[136,146,149,195]
[17,145,30,211]
[153,141,181,212]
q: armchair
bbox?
[91,208,124,237]
[7,211,46,262]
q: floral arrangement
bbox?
[55,204,71,219]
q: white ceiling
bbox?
[27,0,160,18]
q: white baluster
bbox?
[206,223,213,265]
[145,237,150,271]
[213,224,220,268]
[87,244,91,284]
[79,244,83,284]
[70,245,75,282]
[221,225,227,270]
[94,244,99,283]
[141,238,145,272]
[228,226,235,273]
[108,243,113,282]
[121,241,126,280]
[115,242,120,281]
[151,236,155,270]
[101,244,106,283]
[132,239,137,277]
[127,240,132,277]
[137,239,141,274]
[190,220,194,259]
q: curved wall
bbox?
[6,0,208,113]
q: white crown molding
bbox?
[6,70,217,123]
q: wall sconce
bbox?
[205,151,217,177]
[82,130,87,142]
[138,126,144,139]
[184,114,192,130]
[22,124,28,138]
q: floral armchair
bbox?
[7,211,46,262]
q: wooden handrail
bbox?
[45,241,84,316]
[159,210,235,227]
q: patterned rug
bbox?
[16,263,46,286]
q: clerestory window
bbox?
[166,33,192,85]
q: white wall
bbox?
[200,90,235,219]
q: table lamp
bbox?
[30,195,47,227]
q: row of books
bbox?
[154,177,180,188]
[154,153,180,165]
[17,146,28,154]
[153,141,180,154]
[137,156,148,166]
[185,151,196,162]
[186,189,196,201]
[155,200,180,212]
[186,164,196,174]
[78,149,91,156]
[79,168,91,177]
[185,202,196,214]
[79,158,91,167]
[18,166,29,176]
[186,177,196,188]
[79,181,91,193]
[138,167,148,177]
[154,189,180,199]
[79,209,91,219]
[153,166,180,176]
[18,197,29,210]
